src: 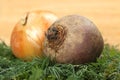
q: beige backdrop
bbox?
[0,0,120,48]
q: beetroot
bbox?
[44,15,104,64]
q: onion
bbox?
[10,10,58,61]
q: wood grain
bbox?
[0,0,120,48]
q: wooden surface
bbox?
[0,0,120,47]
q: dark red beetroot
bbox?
[44,15,104,64]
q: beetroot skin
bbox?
[44,15,104,64]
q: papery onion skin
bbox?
[44,15,104,64]
[10,10,58,61]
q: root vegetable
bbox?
[10,10,58,61]
[44,15,104,64]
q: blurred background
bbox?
[0,0,120,48]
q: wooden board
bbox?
[0,0,120,48]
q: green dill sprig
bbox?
[0,41,120,80]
